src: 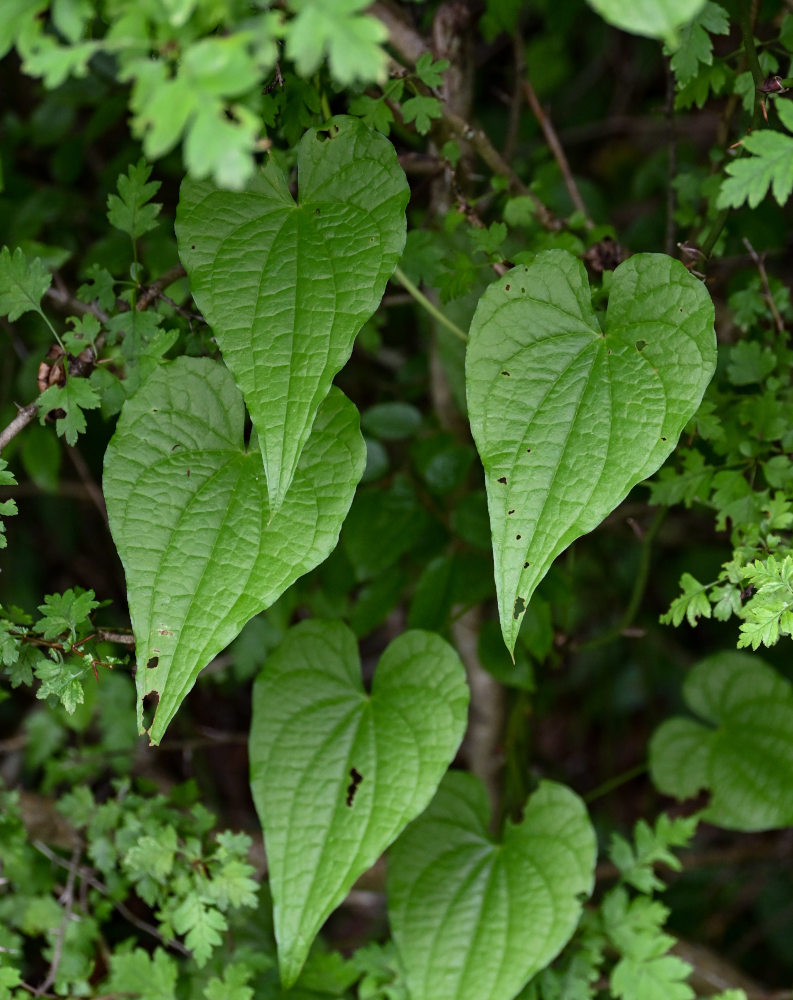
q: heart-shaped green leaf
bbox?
[103,358,365,745]
[387,774,597,1000]
[466,250,715,653]
[649,651,793,830]
[175,116,408,514]
[248,619,469,986]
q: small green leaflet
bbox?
[387,775,597,1000]
[249,619,468,986]
[107,159,162,240]
[0,245,51,321]
[104,947,178,1000]
[586,0,707,46]
[176,116,408,514]
[466,251,716,653]
[103,358,365,744]
[718,99,793,208]
[0,460,17,550]
[738,554,793,648]
[37,376,101,446]
[667,2,729,87]
[401,96,443,135]
[649,651,793,829]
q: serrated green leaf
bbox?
[649,651,793,830]
[34,655,87,714]
[414,52,450,88]
[388,775,596,1000]
[401,95,443,135]
[105,947,178,1000]
[668,2,729,87]
[0,246,51,321]
[717,129,793,209]
[107,160,162,240]
[176,117,408,512]
[586,0,706,45]
[103,358,366,744]
[660,572,712,627]
[0,0,47,60]
[249,619,468,985]
[611,954,694,1000]
[466,251,716,652]
[37,376,101,446]
[204,963,254,1000]
[172,895,227,966]
[0,460,17,550]
[286,0,389,85]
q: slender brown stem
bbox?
[32,840,191,957]
[136,263,186,312]
[743,237,785,333]
[521,76,594,228]
[0,403,39,455]
[66,445,108,526]
[35,842,81,996]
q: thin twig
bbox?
[520,71,594,228]
[46,277,110,325]
[440,103,561,229]
[374,5,561,230]
[742,237,786,333]
[0,403,39,455]
[501,36,525,163]
[135,263,187,312]
[32,840,191,957]
[35,842,81,996]
[96,629,135,646]
[65,445,108,526]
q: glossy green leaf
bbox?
[466,251,715,653]
[649,651,793,830]
[586,0,706,45]
[249,619,468,986]
[176,116,408,513]
[103,357,365,744]
[388,774,597,1000]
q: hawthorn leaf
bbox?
[466,251,715,653]
[249,619,468,986]
[107,159,162,240]
[103,357,365,744]
[586,0,706,45]
[176,116,408,513]
[387,774,597,1000]
[0,245,51,321]
[717,127,793,209]
[286,0,389,85]
[649,651,793,830]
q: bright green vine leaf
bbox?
[466,251,715,653]
[387,774,597,1000]
[249,619,468,986]
[176,116,408,514]
[586,0,706,45]
[649,651,793,830]
[103,358,365,745]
